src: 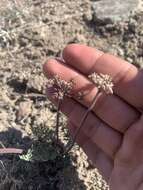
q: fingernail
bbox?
[55,56,65,64]
[55,49,66,63]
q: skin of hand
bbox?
[43,44,143,190]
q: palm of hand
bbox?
[43,44,143,190]
[110,115,143,190]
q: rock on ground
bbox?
[93,0,140,22]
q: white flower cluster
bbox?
[47,75,75,100]
[88,73,114,94]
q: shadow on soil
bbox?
[0,128,86,190]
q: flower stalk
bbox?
[47,75,75,144]
[65,73,114,153]
[55,98,62,143]
[65,91,100,153]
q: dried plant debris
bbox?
[16,100,33,124]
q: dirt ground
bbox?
[0,0,143,190]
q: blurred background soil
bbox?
[0,0,142,189]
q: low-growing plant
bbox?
[0,71,113,162]
[46,72,114,153]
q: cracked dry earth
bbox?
[0,0,143,189]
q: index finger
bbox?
[63,44,143,109]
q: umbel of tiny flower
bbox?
[47,75,75,145]
[88,73,114,94]
[47,75,75,100]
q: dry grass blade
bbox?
[0,148,23,154]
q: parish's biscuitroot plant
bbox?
[47,75,75,143]
[47,73,114,153]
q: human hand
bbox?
[43,44,143,190]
